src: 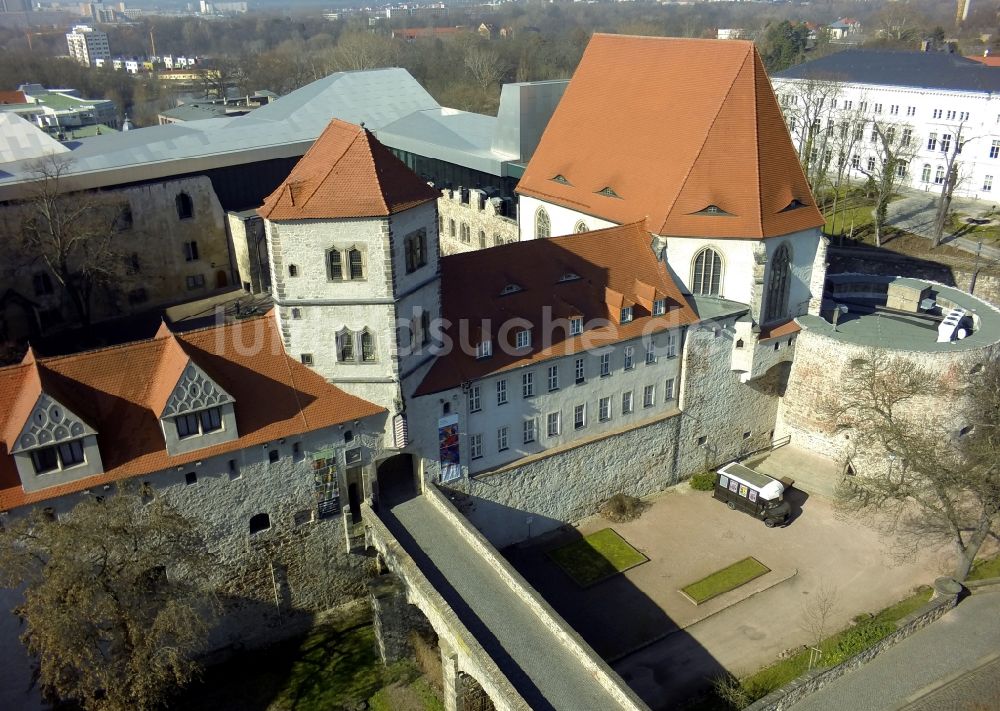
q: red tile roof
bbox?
[0,314,385,510]
[758,318,801,341]
[414,222,699,396]
[517,35,824,240]
[0,90,27,105]
[259,118,438,220]
[965,55,1000,67]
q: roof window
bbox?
[557,272,580,283]
[551,174,571,185]
[500,283,522,295]
[695,204,734,216]
[780,199,807,212]
[597,186,621,198]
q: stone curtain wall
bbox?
[775,328,999,475]
[745,578,963,711]
[437,189,518,256]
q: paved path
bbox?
[382,494,622,711]
[887,190,1000,262]
[791,591,1000,711]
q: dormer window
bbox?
[30,440,85,475]
[175,407,223,439]
[694,204,734,216]
[781,199,806,212]
[620,306,633,324]
[515,329,531,349]
[558,272,580,283]
[569,317,583,335]
[476,339,492,359]
[501,283,522,295]
[653,299,666,316]
[597,186,621,198]
[551,174,570,185]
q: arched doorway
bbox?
[375,453,416,507]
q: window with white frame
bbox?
[933,108,942,119]
[569,317,583,335]
[30,439,85,474]
[516,329,531,349]
[907,106,915,116]
[643,385,656,408]
[476,340,492,359]
[985,175,994,192]
[873,103,882,114]
[497,379,507,405]
[692,247,723,296]
[922,164,932,182]
[624,346,635,370]
[991,140,1000,159]
[547,365,559,391]
[867,156,876,171]
[535,207,551,239]
[522,372,534,398]
[896,161,908,179]
[665,332,677,357]
[600,352,611,376]
[927,133,938,151]
[175,406,222,439]
[599,396,611,422]
[859,101,868,112]
[665,378,676,400]
[946,110,955,120]
[935,166,946,184]
[497,426,509,452]
[646,347,657,365]
[622,391,634,414]
[901,128,912,146]
[653,299,666,316]
[941,134,952,153]
[574,404,586,430]
[851,154,860,169]
[890,104,898,115]
[470,434,483,459]
[546,412,560,437]
[620,306,633,323]
[523,418,537,444]
[575,357,585,384]
[469,384,481,412]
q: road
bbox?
[381,492,625,711]
[790,591,1000,711]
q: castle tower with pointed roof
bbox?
[516,35,828,335]
[260,119,441,415]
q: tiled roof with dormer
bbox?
[259,118,438,220]
[0,314,385,510]
[414,222,699,396]
[516,34,823,240]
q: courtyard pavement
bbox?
[887,189,1000,262]
[505,484,950,709]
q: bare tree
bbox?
[826,105,870,235]
[329,31,399,72]
[828,349,1000,581]
[464,44,509,92]
[932,120,973,247]
[777,77,842,191]
[801,580,839,668]
[856,121,916,247]
[15,155,132,328]
[0,488,217,710]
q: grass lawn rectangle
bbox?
[547,528,648,588]
[681,557,770,605]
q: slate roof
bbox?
[517,34,823,240]
[414,222,699,396]
[0,314,385,510]
[259,119,438,220]
[774,50,1000,93]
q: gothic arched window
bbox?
[175,192,193,220]
[535,207,551,239]
[360,329,376,362]
[691,247,723,296]
[764,243,792,323]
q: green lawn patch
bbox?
[681,557,770,605]
[969,554,1000,581]
[176,609,442,711]
[547,528,648,587]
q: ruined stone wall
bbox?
[437,188,518,256]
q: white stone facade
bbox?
[266,201,441,412]
[772,77,1000,200]
[517,195,616,240]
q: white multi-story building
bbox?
[65,25,111,67]
[773,49,1000,201]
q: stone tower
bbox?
[260,119,442,417]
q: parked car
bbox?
[714,462,791,527]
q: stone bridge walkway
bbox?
[380,492,628,711]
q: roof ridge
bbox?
[362,128,392,215]
[658,43,752,234]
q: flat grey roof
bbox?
[774,50,1000,94]
[377,107,503,175]
[804,279,1000,352]
[0,68,440,200]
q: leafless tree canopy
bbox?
[15,155,133,328]
[0,488,216,711]
[828,348,1000,580]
